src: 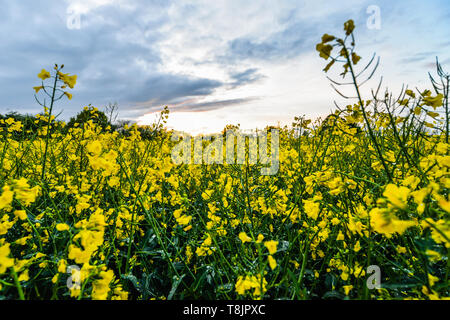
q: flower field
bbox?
[0,21,449,300]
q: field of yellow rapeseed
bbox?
[0,20,449,300]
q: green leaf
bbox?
[167,274,185,300]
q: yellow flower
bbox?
[64,92,73,100]
[15,236,29,245]
[176,215,192,226]
[422,93,443,110]
[402,175,420,189]
[235,276,249,295]
[0,185,14,210]
[344,19,355,35]
[385,150,396,162]
[256,234,264,243]
[57,259,67,273]
[238,232,252,243]
[427,111,439,118]
[107,176,120,188]
[351,52,361,65]
[438,197,450,213]
[321,34,335,43]
[425,250,441,262]
[112,286,129,300]
[343,285,353,295]
[58,72,77,89]
[56,223,70,231]
[52,274,59,284]
[203,235,212,247]
[397,246,407,254]
[264,240,278,255]
[201,189,213,200]
[303,199,320,220]
[86,140,103,155]
[14,210,28,221]
[92,270,114,300]
[331,218,340,225]
[370,208,415,237]
[38,69,51,80]
[173,209,182,219]
[33,86,44,93]
[414,106,422,115]
[0,243,14,274]
[185,246,193,264]
[428,274,439,287]
[316,42,333,60]
[235,274,267,297]
[18,270,29,282]
[36,253,46,259]
[383,184,410,209]
[268,255,277,270]
[405,89,415,98]
[436,143,448,154]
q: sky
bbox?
[1,0,450,134]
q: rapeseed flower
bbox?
[264,240,278,255]
[37,69,50,80]
[238,232,252,243]
[0,243,14,274]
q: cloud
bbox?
[1,0,450,134]
[129,97,257,115]
[171,97,259,112]
[0,0,225,118]
[224,21,316,62]
[125,74,223,108]
[228,68,265,88]
[399,52,437,64]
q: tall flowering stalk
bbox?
[34,64,77,181]
[316,20,393,182]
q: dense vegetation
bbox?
[0,20,448,300]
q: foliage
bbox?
[0,20,448,300]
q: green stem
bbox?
[343,45,393,182]
[11,268,25,300]
[41,71,59,181]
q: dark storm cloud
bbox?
[0,0,227,118]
